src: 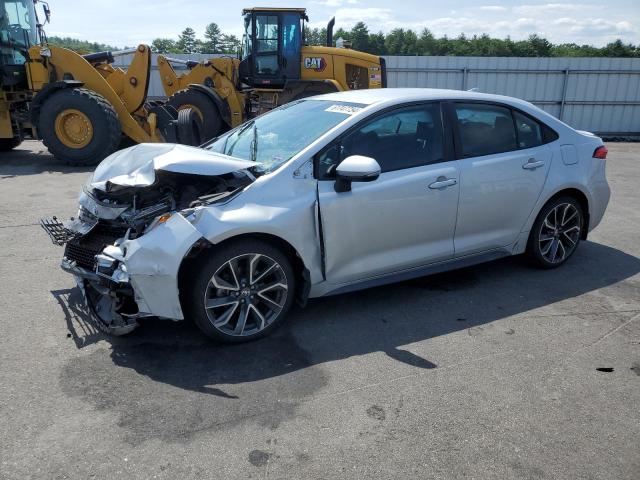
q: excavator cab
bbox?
[239,7,307,88]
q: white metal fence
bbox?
[114,54,640,136]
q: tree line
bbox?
[46,36,123,53]
[308,22,640,57]
[151,23,240,54]
[49,21,639,57]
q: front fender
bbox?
[191,195,324,286]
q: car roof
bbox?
[314,88,569,132]
[316,87,528,108]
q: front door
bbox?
[317,103,460,285]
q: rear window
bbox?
[455,103,517,157]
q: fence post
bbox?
[461,67,468,90]
[559,68,570,121]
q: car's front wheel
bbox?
[186,239,295,343]
[527,196,584,268]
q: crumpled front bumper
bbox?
[52,212,204,321]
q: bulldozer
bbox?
[158,7,387,141]
[0,0,201,165]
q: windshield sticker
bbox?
[325,105,363,115]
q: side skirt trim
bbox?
[322,249,510,297]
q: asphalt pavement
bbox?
[0,141,638,479]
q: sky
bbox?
[43,0,640,48]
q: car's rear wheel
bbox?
[527,196,583,268]
[186,239,295,343]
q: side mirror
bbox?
[334,155,381,193]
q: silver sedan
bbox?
[43,88,611,342]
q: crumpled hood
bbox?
[89,143,256,191]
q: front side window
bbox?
[455,103,517,157]
[207,100,364,175]
[317,103,444,177]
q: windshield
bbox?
[0,0,39,64]
[207,100,365,175]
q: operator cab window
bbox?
[1,0,38,65]
[255,15,278,75]
[317,103,445,178]
[455,103,517,157]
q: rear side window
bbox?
[514,110,543,149]
[455,103,517,157]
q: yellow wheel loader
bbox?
[0,0,201,165]
[158,7,386,141]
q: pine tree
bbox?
[203,23,222,53]
[177,27,197,54]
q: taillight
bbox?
[593,146,608,159]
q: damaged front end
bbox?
[41,143,255,335]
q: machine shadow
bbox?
[53,241,640,397]
[0,144,94,177]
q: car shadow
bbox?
[52,240,640,399]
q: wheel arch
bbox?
[178,232,312,310]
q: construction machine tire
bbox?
[167,88,222,142]
[176,107,203,146]
[0,137,22,151]
[38,88,121,166]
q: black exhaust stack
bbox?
[326,17,335,47]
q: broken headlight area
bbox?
[87,169,252,233]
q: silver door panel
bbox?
[318,163,459,284]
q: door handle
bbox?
[428,177,457,189]
[522,158,545,170]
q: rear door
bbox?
[317,102,460,285]
[450,102,551,256]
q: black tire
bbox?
[0,137,22,151]
[176,107,203,146]
[527,196,584,269]
[167,88,223,142]
[185,239,296,343]
[38,88,121,166]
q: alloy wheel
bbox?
[539,202,581,264]
[204,253,288,337]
